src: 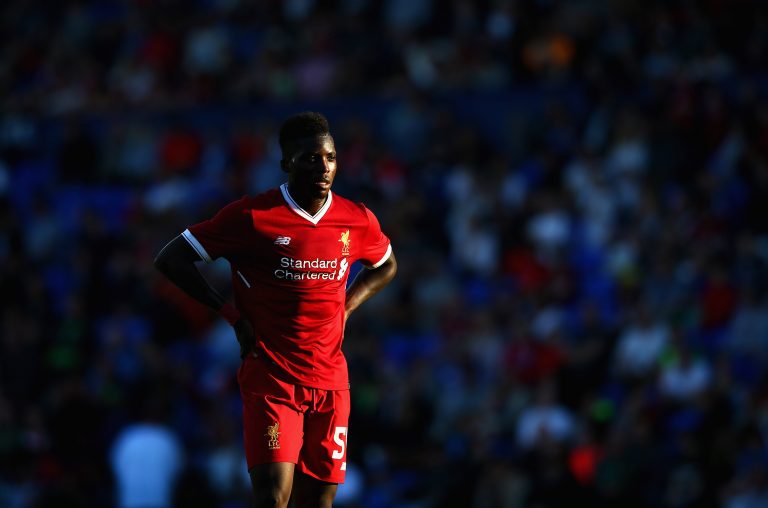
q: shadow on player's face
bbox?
[282,134,337,202]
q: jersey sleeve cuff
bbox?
[368,243,392,269]
[182,229,213,263]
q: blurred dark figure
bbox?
[58,120,101,183]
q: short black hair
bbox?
[279,112,331,155]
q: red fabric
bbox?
[505,338,565,385]
[700,279,737,329]
[160,129,202,173]
[568,444,602,485]
[502,247,551,293]
[218,302,241,326]
[238,355,349,483]
[140,30,179,69]
[231,133,265,168]
[187,186,391,390]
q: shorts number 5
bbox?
[331,426,348,470]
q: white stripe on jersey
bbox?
[182,229,213,263]
[369,243,392,269]
[279,183,333,225]
[237,270,252,288]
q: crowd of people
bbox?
[2,0,768,507]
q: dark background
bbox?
[1,1,768,507]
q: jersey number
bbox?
[337,258,349,281]
[331,426,347,470]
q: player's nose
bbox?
[318,157,332,175]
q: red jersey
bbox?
[183,183,392,390]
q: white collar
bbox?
[279,183,333,225]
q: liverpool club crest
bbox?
[339,230,350,256]
[265,422,280,450]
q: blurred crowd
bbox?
[2,0,768,507]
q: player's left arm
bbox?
[344,251,397,322]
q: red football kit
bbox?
[182,183,391,482]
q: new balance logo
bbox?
[274,236,291,245]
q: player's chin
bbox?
[313,181,332,194]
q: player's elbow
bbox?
[382,251,397,282]
[153,249,171,275]
[153,236,184,274]
[154,234,199,275]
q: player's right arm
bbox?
[154,235,229,311]
[153,233,255,358]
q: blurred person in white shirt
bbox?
[614,303,670,380]
[658,337,712,401]
[110,394,183,508]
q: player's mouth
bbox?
[314,180,331,189]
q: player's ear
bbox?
[280,158,289,173]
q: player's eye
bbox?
[326,154,336,162]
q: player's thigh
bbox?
[238,357,304,467]
[249,462,295,508]
[292,470,338,508]
[297,389,350,484]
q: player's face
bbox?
[283,134,337,200]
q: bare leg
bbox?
[249,462,295,508]
[292,470,338,508]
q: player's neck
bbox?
[287,184,329,216]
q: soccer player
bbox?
[154,112,397,508]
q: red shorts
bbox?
[237,353,350,484]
